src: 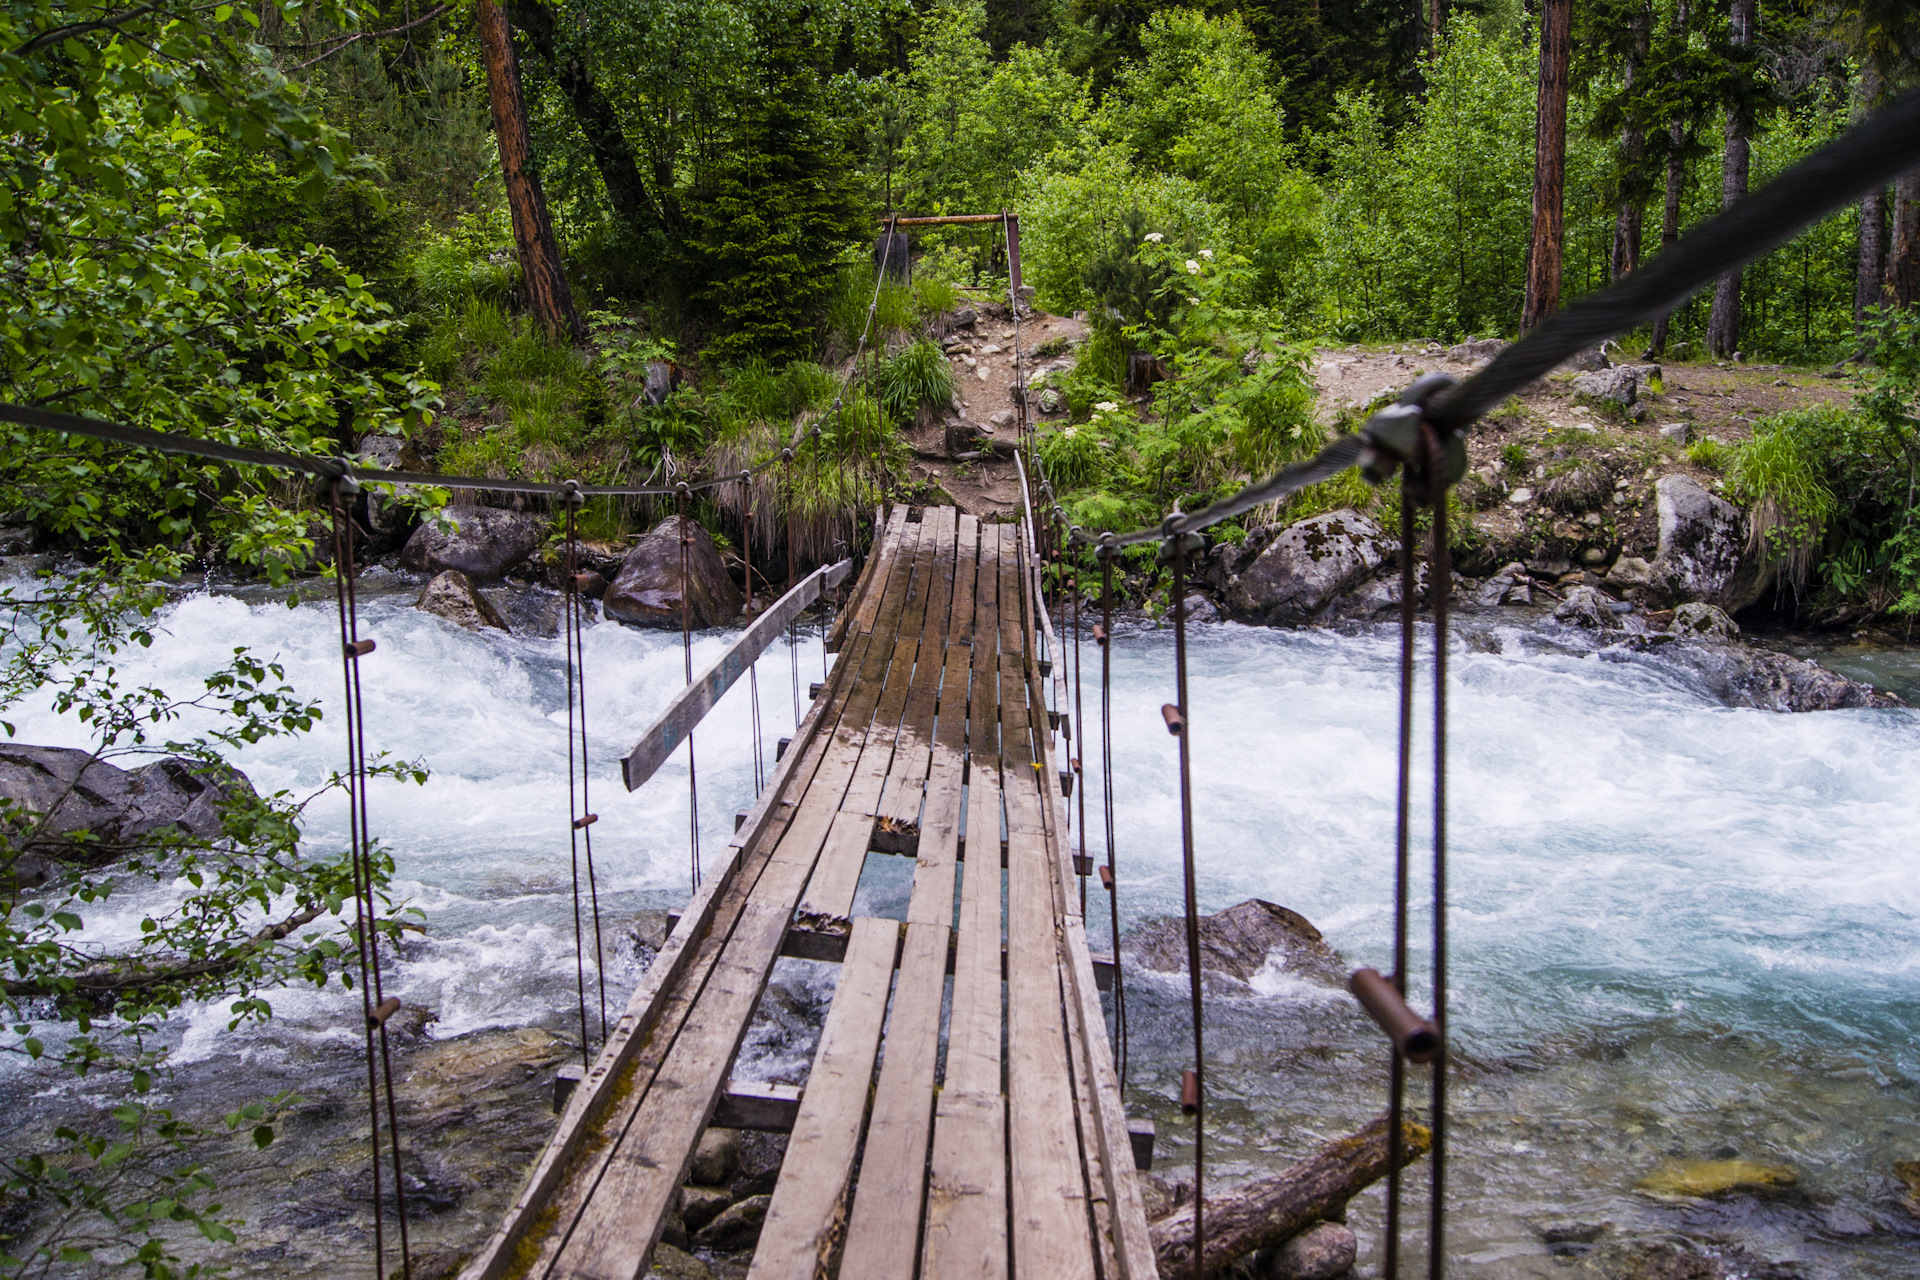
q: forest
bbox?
[7,0,1920,1274]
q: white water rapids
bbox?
[7,577,1920,1275]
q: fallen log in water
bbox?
[1149,1117,1432,1277]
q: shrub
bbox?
[871,339,955,425]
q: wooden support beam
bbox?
[622,557,852,791]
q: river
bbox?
[4,576,1918,1277]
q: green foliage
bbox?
[1727,408,1841,590]
[871,340,956,425]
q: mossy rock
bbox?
[1636,1157,1796,1198]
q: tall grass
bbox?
[1727,407,1843,592]
[870,339,955,425]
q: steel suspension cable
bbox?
[561,485,608,1063]
[327,480,412,1280]
[1097,543,1128,1090]
[1162,529,1206,1280]
[1385,471,1418,1278]
[1072,572,1086,917]
[742,473,766,794]
[1425,426,1453,1279]
[676,482,702,889]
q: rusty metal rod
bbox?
[1349,968,1438,1063]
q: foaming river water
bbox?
[6,578,1920,1276]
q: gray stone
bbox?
[1255,1221,1357,1279]
[951,307,978,328]
[1446,337,1508,362]
[1605,556,1657,589]
[603,517,744,630]
[1573,366,1641,406]
[1554,585,1614,630]
[690,1128,740,1187]
[1654,474,1771,611]
[1533,1217,1611,1245]
[1474,562,1528,607]
[988,409,1016,429]
[692,1193,770,1252]
[1818,1205,1875,1236]
[645,1244,712,1279]
[417,570,510,632]
[1563,346,1611,372]
[730,1130,788,1198]
[1129,899,1343,988]
[678,1184,733,1233]
[0,746,258,876]
[399,507,546,580]
[1178,593,1219,624]
[1225,510,1391,626]
[1664,644,1902,712]
[1659,422,1692,445]
[1672,602,1739,640]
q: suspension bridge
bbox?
[2,82,1917,1280]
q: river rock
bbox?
[1605,556,1657,590]
[399,507,546,580]
[1636,1157,1796,1198]
[1665,640,1900,712]
[1553,585,1616,629]
[1573,366,1641,406]
[691,1127,740,1186]
[1653,475,1771,611]
[1179,593,1220,624]
[1672,601,1738,640]
[1894,1160,1920,1216]
[645,1244,712,1279]
[603,517,744,630]
[0,746,257,875]
[678,1184,733,1233]
[1226,510,1390,626]
[1128,899,1343,988]
[1254,1221,1357,1279]
[417,569,510,632]
[345,1148,466,1213]
[731,1130,788,1198]
[692,1193,770,1251]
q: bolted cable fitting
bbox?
[561,479,586,508]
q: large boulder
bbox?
[0,746,257,876]
[1659,643,1901,713]
[1128,899,1344,989]
[603,517,743,630]
[417,569,510,632]
[1652,475,1771,611]
[399,506,546,580]
[1226,510,1391,626]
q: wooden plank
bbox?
[906,518,977,929]
[622,558,851,791]
[940,768,1001,1098]
[827,506,907,651]
[837,920,951,1278]
[876,506,956,827]
[1005,822,1097,1280]
[922,1090,1008,1280]
[747,917,898,1280]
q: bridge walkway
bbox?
[459,505,1154,1280]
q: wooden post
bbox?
[1522,0,1572,332]
[475,0,585,345]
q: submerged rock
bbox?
[1254,1221,1356,1279]
[1128,899,1344,988]
[417,569,510,632]
[1892,1159,1920,1217]
[1672,601,1738,640]
[603,516,744,630]
[1655,642,1901,712]
[1178,593,1220,624]
[1226,510,1391,626]
[400,506,546,580]
[1636,1157,1797,1198]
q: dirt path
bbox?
[907,301,1088,520]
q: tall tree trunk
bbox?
[1707,0,1755,358]
[1858,67,1889,332]
[1649,128,1686,353]
[1888,171,1920,310]
[477,0,585,345]
[1430,0,1446,45]
[1522,0,1573,331]
[507,0,663,235]
[1611,5,1652,283]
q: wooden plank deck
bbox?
[459,506,1152,1280]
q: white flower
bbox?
[1144,232,1164,243]
[1062,425,1078,439]
[1185,260,1200,274]
[1186,295,1199,305]
[1094,400,1118,413]
[1199,249,1214,260]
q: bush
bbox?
[871,339,955,425]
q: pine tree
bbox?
[691,5,865,365]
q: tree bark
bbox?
[1,902,328,1001]
[1858,68,1889,331]
[476,0,585,345]
[1429,0,1445,45]
[1611,6,1652,283]
[1522,0,1573,331]
[506,0,662,235]
[1648,0,1690,354]
[1149,1117,1431,1278]
[1707,0,1755,357]
[1887,170,1920,310]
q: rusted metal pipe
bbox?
[1349,968,1438,1063]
